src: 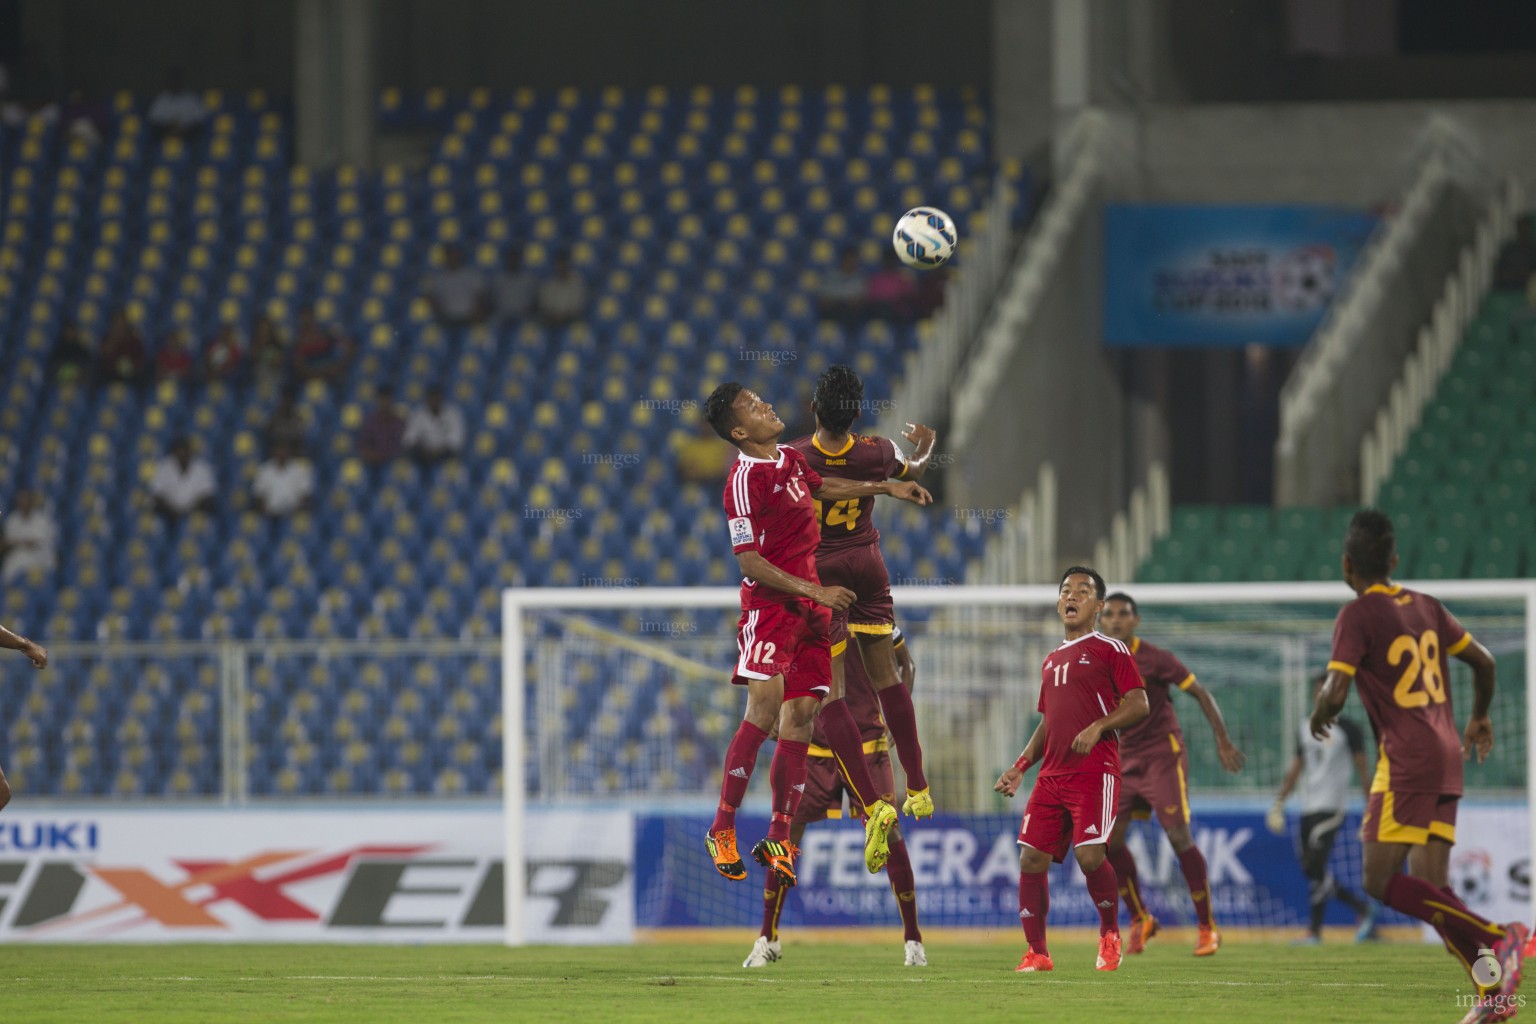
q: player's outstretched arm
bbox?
[1309,670,1351,739]
[814,477,932,506]
[1184,680,1246,772]
[735,551,855,611]
[1453,636,1497,763]
[996,720,1045,797]
[0,622,46,669]
[1070,688,1150,753]
[899,423,937,479]
[1268,754,1304,834]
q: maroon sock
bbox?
[712,720,768,833]
[1084,860,1120,935]
[885,836,922,942]
[818,699,882,810]
[1177,846,1213,928]
[1107,844,1146,923]
[1018,870,1049,956]
[1383,873,1505,980]
[766,739,809,841]
[875,684,927,792]
[761,869,787,941]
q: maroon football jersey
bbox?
[788,432,907,553]
[1036,632,1145,778]
[1117,638,1195,766]
[1328,583,1471,796]
[722,445,824,611]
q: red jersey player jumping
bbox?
[1098,591,1246,957]
[790,365,937,829]
[702,382,932,889]
[1310,509,1524,1024]
[995,566,1149,975]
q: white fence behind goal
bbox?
[503,581,1534,944]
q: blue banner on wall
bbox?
[633,811,1407,931]
[1103,205,1378,347]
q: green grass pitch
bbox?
[3,934,1490,1023]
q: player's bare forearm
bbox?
[1454,638,1496,720]
[899,423,937,479]
[1072,689,1150,753]
[1188,682,1246,771]
[1310,670,1351,739]
[1276,757,1303,802]
[0,624,45,667]
[815,477,932,506]
[736,551,818,601]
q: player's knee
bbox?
[1018,848,1051,874]
[1075,844,1107,873]
[1360,864,1391,901]
[1165,823,1194,852]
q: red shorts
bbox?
[795,745,894,824]
[1018,772,1120,864]
[733,600,833,701]
[1361,790,1458,845]
[1119,748,1191,830]
[816,543,895,638]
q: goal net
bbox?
[502,581,1533,945]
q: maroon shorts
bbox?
[795,746,894,824]
[1119,748,1191,830]
[1362,790,1458,845]
[733,599,833,701]
[816,543,895,638]
[1018,772,1120,864]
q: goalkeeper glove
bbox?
[1265,800,1286,835]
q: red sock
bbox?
[1018,870,1049,955]
[1107,844,1145,923]
[875,684,927,792]
[1381,873,1505,980]
[885,836,922,942]
[1085,860,1120,935]
[766,739,809,841]
[712,720,768,833]
[1178,846,1213,928]
[818,699,882,810]
[761,870,787,941]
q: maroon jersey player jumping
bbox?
[995,566,1150,975]
[1098,591,1246,957]
[789,365,937,829]
[702,382,931,889]
[1310,510,1522,1023]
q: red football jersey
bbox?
[1328,583,1471,796]
[1036,632,1145,778]
[788,432,907,553]
[1117,638,1195,765]
[722,445,825,610]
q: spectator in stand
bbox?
[50,319,95,383]
[357,385,406,468]
[1493,215,1536,296]
[264,387,311,457]
[1,490,58,583]
[914,265,951,321]
[154,329,196,382]
[290,305,355,386]
[251,442,314,518]
[492,248,538,326]
[203,321,245,382]
[867,250,920,322]
[536,250,588,327]
[251,312,290,387]
[147,68,207,141]
[98,310,149,384]
[60,88,108,146]
[148,437,217,522]
[403,384,466,467]
[423,243,490,327]
[817,247,868,323]
[675,419,732,484]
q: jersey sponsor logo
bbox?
[728,516,753,547]
[1079,654,1091,665]
[773,484,784,493]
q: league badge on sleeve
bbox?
[729,516,753,547]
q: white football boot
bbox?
[743,935,782,968]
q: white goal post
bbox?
[502,580,1536,945]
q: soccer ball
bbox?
[892,207,957,269]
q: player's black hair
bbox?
[812,364,863,435]
[705,381,745,444]
[1344,508,1396,581]
[1059,565,1106,600]
[1104,591,1138,615]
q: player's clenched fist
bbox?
[813,585,857,612]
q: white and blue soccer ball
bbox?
[892,207,957,269]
